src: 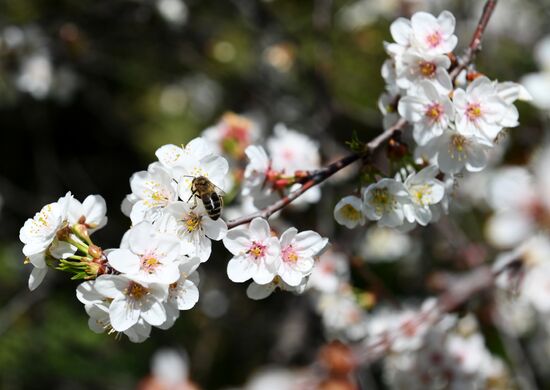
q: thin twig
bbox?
[226,118,407,229]
[449,0,498,80]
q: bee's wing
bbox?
[211,181,227,196]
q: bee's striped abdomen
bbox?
[202,193,222,220]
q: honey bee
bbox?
[189,176,224,220]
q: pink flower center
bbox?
[466,103,482,121]
[282,149,294,161]
[418,61,436,77]
[426,31,442,48]
[140,252,160,274]
[400,319,417,337]
[282,245,299,263]
[321,262,335,273]
[247,241,266,259]
[425,102,443,121]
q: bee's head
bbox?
[193,176,211,191]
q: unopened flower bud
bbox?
[294,170,309,179]
[88,244,103,259]
[318,341,356,376]
[266,169,279,183]
[73,223,91,244]
[274,178,290,188]
[86,261,101,278]
[466,71,484,82]
[387,135,408,160]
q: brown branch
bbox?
[226,118,407,229]
[449,0,498,80]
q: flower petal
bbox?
[28,267,48,291]
[227,256,256,283]
[246,282,276,300]
[109,296,140,331]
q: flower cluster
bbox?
[19,192,107,290]
[335,10,528,231]
[222,217,328,300]
[76,137,232,341]
[19,133,331,341]
[19,137,231,341]
[335,165,447,230]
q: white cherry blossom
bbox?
[123,163,177,225]
[388,11,457,56]
[94,274,168,331]
[307,250,350,294]
[410,11,457,55]
[396,51,451,90]
[155,137,214,172]
[159,258,201,330]
[416,129,492,174]
[223,218,281,284]
[267,123,320,173]
[19,192,72,290]
[277,227,328,287]
[454,76,517,141]
[108,221,181,285]
[361,226,413,262]
[67,194,108,233]
[362,178,410,228]
[398,79,454,145]
[316,288,369,341]
[333,195,366,229]
[164,201,227,262]
[485,167,538,248]
[403,165,446,226]
[77,281,152,342]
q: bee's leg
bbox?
[188,191,198,209]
